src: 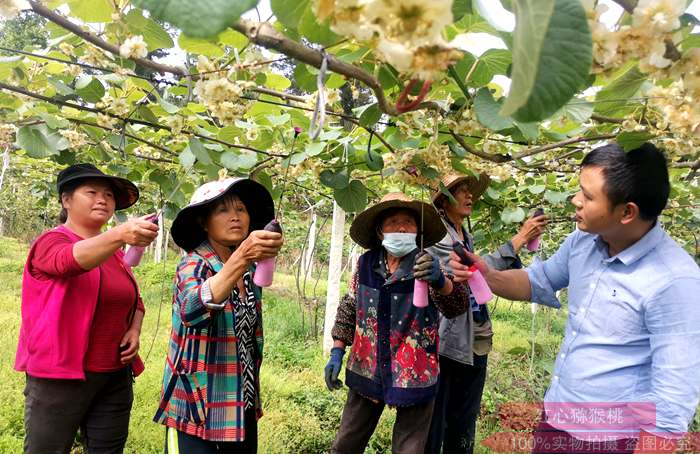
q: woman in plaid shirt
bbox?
[154,177,283,454]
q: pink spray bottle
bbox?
[123,213,159,267]
[253,219,283,287]
[452,241,493,305]
[526,207,545,252]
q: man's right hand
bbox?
[448,250,490,283]
[324,347,345,391]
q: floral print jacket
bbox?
[332,248,469,406]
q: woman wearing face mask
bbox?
[324,192,471,454]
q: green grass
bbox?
[0,236,569,453]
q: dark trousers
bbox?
[164,408,258,454]
[425,354,488,454]
[23,368,134,454]
[532,420,636,454]
[332,388,435,454]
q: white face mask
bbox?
[381,232,417,258]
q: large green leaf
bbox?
[67,0,113,22]
[501,0,592,122]
[271,0,309,29]
[133,0,258,38]
[124,9,174,50]
[75,76,105,103]
[334,179,368,212]
[186,138,212,165]
[178,34,225,58]
[474,88,514,131]
[500,206,526,223]
[617,131,655,152]
[298,3,338,45]
[320,169,350,189]
[594,65,646,117]
[15,125,66,158]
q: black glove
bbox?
[324,347,345,391]
[413,251,446,289]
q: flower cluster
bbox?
[193,57,255,125]
[586,0,700,143]
[315,0,461,79]
[0,0,28,19]
[97,93,130,117]
[586,0,685,73]
[59,129,87,149]
[0,123,17,148]
[119,35,148,59]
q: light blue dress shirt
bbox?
[527,223,700,439]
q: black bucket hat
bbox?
[170,177,275,252]
[57,163,139,210]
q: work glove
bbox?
[324,347,345,391]
[413,251,446,289]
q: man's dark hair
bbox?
[581,142,670,221]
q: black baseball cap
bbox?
[56,163,139,210]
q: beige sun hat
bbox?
[349,192,446,250]
[432,173,491,207]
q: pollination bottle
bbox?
[526,208,545,252]
[452,241,493,305]
[253,219,282,287]
[123,213,159,267]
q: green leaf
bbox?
[359,103,381,129]
[616,131,655,152]
[178,34,225,57]
[544,190,569,204]
[298,3,338,45]
[448,142,467,158]
[271,0,309,29]
[293,64,317,92]
[133,0,259,38]
[218,29,249,49]
[179,147,196,168]
[594,65,646,117]
[452,0,473,21]
[265,73,291,91]
[527,184,545,194]
[221,150,257,170]
[558,99,594,123]
[67,0,113,22]
[186,138,212,165]
[334,179,368,212]
[159,98,180,114]
[319,169,349,189]
[501,0,592,122]
[38,113,69,129]
[75,76,105,103]
[476,48,511,78]
[474,88,513,131]
[306,142,326,157]
[365,150,384,171]
[266,113,290,127]
[15,125,62,158]
[500,206,526,223]
[137,106,159,124]
[124,9,174,50]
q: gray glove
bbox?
[413,251,446,289]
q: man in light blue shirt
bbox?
[450,143,700,453]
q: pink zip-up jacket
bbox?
[15,225,145,380]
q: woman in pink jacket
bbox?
[15,163,158,454]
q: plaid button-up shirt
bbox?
[154,241,263,442]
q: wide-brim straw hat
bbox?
[350,192,446,250]
[56,163,139,210]
[432,173,491,207]
[171,177,274,252]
